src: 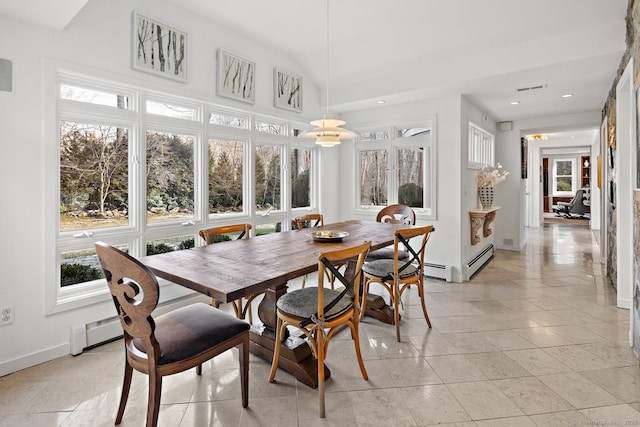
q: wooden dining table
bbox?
[140,219,413,388]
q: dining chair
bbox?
[94,242,250,427]
[360,225,435,342]
[294,214,324,288]
[199,223,259,322]
[268,241,371,418]
[365,204,416,261]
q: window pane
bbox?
[256,145,281,212]
[255,119,284,135]
[557,161,572,176]
[208,111,249,129]
[146,100,197,121]
[397,147,424,208]
[147,235,195,255]
[208,138,244,214]
[359,129,389,142]
[397,127,430,138]
[556,177,572,192]
[146,131,195,224]
[60,84,129,109]
[291,148,311,208]
[255,222,282,236]
[59,121,129,232]
[360,149,388,206]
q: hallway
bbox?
[0,224,638,426]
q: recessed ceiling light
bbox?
[510,101,520,105]
[562,93,574,98]
[376,100,386,104]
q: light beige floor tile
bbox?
[0,412,70,427]
[464,352,531,380]
[504,349,572,376]
[528,410,591,427]
[587,322,633,341]
[579,366,640,403]
[382,357,442,387]
[580,404,640,423]
[537,372,621,409]
[399,384,471,425]
[337,359,396,391]
[447,381,524,420]
[541,345,612,371]
[492,377,573,415]
[443,332,500,353]
[349,388,416,427]
[544,325,605,344]
[407,329,460,356]
[369,335,421,359]
[295,391,358,426]
[180,400,243,427]
[512,327,573,347]
[425,354,487,383]
[238,395,299,427]
[474,416,537,427]
[580,341,639,367]
[475,330,536,351]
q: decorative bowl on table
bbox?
[307,230,349,243]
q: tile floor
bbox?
[1,224,639,426]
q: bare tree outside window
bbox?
[397,147,424,208]
[360,149,388,206]
[59,121,129,231]
[255,144,281,212]
[291,148,311,208]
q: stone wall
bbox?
[602,0,640,360]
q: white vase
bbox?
[478,185,494,209]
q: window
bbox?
[356,120,436,218]
[208,138,245,214]
[553,158,575,195]
[468,122,494,168]
[48,68,318,313]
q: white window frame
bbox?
[45,64,319,314]
[552,157,576,197]
[468,122,494,169]
[354,117,437,220]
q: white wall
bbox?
[338,95,473,282]
[495,112,601,249]
[0,0,324,375]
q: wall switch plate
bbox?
[0,306,14,325]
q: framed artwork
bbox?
[132,12,187,82]
[274,68,302,112]
[217,49,255,104]
[520,137,528,179]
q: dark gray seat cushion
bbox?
[365,247,410,261]
[133,303,250,365]
[362,259,419,279]
[276,287,353,321]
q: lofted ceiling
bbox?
[0,0,628,124]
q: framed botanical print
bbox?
[274,68,302,112]
[132,11,187,82]
[217,49,255,104]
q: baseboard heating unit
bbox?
[424,262,452,282]
[464,244,494,281]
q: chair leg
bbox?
[317,327,326,418]
[268,317,284,383]
[196,364,202,375]
[301,274,307,288]
[418,280,432,328]
[393,280,401,342]
[146,370,162,427]
[240,335,249,408]
[359,278,370,321]
[348,319,369,380]
[115,362,133,424]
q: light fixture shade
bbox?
[301,114,356,146]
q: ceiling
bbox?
[0,0,628,124]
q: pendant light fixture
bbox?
[301,0,355,147]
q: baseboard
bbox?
[0,343,69,377]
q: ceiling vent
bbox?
[516,84,547,92]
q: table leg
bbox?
[363,294,397,324]
[249,281,330,389]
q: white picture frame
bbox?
[132,11,187,82]
[217,49,255,104]
[274,68,302,112]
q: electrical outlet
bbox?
[0,306,14,325]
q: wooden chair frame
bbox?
[361,225,434,342]
[199,224,260,321]
[268,241,371,417]
[94,242,249,427]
